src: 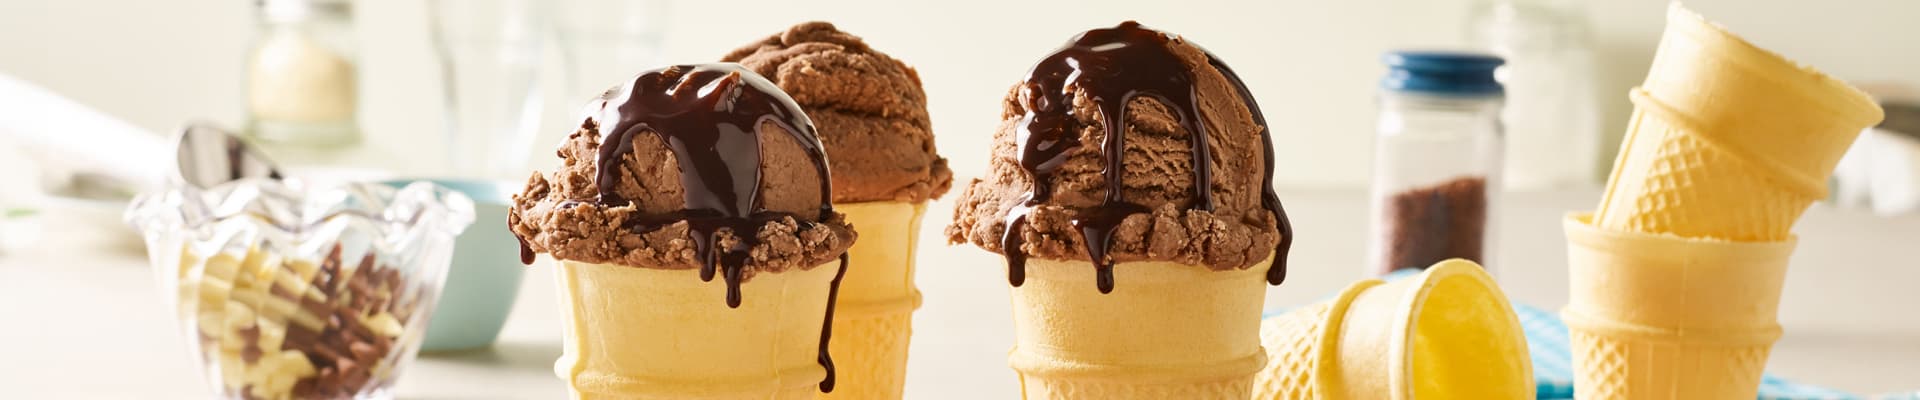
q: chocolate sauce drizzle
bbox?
[517,236,534,265]
[1208,52,1295,286]
[816,253,847,392]
[1000,21,1293,293]
[522,64,845,392]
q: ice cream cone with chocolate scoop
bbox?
[1250,260,1533,400]
[724,22,954,400]
[1568,4,1884,399]
[509,64,857,399]
[947,22,1295,399]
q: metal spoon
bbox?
[173,122,282,188]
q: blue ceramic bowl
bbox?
[385,179,525,351]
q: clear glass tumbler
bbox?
[126,179,474,399]
[553,0,670,98]
[430,0,547,180]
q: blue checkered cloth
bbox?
[1264,270,1861,399]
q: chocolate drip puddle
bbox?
[1000,21,1293,293]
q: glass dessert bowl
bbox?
[127,178,474,400]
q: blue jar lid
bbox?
[1381,51,1505,95]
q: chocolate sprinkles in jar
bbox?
[1367,51,1505,276]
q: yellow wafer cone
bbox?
[1251,302,1332,400]
[553,260,838,400]
[819,202,926,400]
[1594,3,1883,241]
[1006,254,1273,399]
[1562,214,1794,400]
[1252,260,1532,400]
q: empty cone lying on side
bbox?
[1252,260,1533,400]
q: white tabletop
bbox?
[2,189,1917,398]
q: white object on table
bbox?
[0,73,167,192]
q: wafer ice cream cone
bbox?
[509,65,857,400]
[1563,214,1794,400]
[1251,300,1335,400]
[946,21,1294,400]
[1593,3,1884,242]
[723,23,953,399]
[818,202,927,400]
[554,261,837,400]
[1568,4,1884,399]
[1252,260,1533,400]
[1007,255,1274,399]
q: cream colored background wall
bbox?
[0,0,1912,187]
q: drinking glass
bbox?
[554,0,670,98]
[430,0,547,179]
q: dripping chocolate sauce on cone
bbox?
[513,64,845,392]
[516,236,534,265]
[1000,21,1293,293]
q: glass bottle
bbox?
[1368,51,1505,276]
[246,0,361,147]
[1467,0,1601,190]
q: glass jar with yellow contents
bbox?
[246,0,361,147]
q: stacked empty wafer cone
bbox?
[1251,260,1533,400]
[1593,3,1884,243]
[1567,3,1884,399]
[553,261,838,400]
[1005,254,1275,399]
[820,202,928,400]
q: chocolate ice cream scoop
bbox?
[722,21,952,203]
[508,64,856,305]
[946,21,1292,293]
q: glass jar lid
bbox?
[1381,51,1505,96]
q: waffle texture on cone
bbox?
[1252,260,1532,400]
[1253,303,1333,400]
[1562,213,1794,400]
[1593,3,1884,241]
[820,313,912,400]
[554,261,836,399]
[817,202,926,400]
[1006,254,1274,399]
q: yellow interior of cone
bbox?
[1409,275,1532,399]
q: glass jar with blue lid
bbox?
[1368,51,1505,276]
